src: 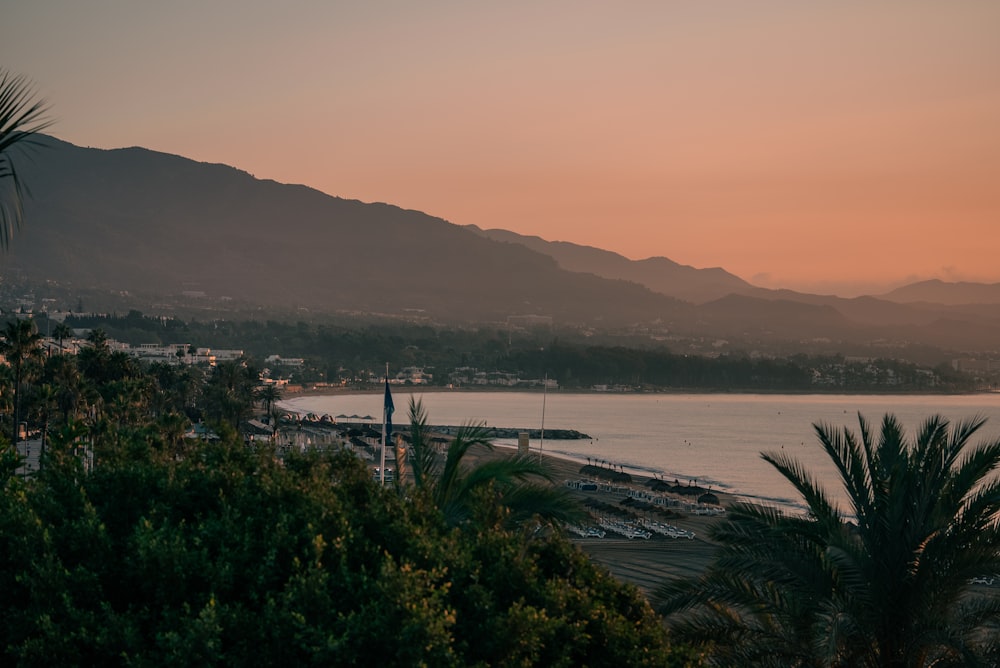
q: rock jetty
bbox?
[432,425,590,440]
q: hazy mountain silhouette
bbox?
[6,137,697,325]
[467,227,754,304]
[467,229,1000,351]
[3,137,998,352]
[877,280,1000,306]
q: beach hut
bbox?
[697,491,720,505]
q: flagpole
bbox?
[380,363,388,485]
[539,373,547,463]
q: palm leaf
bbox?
[404,404,581,528]
[405,396,439,488]
[0,69,53,250]
[658,412,1000,664]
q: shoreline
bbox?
[287,384,994,399]
[299,387,995,598]
[280,388,994,517]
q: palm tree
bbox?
[269,405,283,445]
[52,322,72,353]
[77,328,111,386]
[157,411,191,459]
[203,360,256,430]
[406,397,582,528]
[29,383,57,468]
[0,69,53,250]
[655,413,1000,666]
[44,353,84,425]
[0,318,43,446]
[256,382,282,416]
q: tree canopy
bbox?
[0,422,695,666]
[656,413,1000,667]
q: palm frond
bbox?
[761,449,842,528]
[0,69,53,250]
[403,405,580,529]
[496,483,584,526]
[435,421,493,506]
[405,396,438,488]
[658,411,1000,665]
[813,417,876,525]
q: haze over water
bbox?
[284,391,1000,514]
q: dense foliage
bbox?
[0,322,703,665]
[656,413,1000,667]
[0,433,698,666]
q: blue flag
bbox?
[383,378,394,440]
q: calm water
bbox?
[282,391,1000,513]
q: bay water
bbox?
[282,391,1000,514]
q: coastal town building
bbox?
[265,354,305,368]
[392,367,433,385]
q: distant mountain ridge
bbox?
[467,227,754,304]
[3,136,999,353]
[877,280,1000,305]
[466,227,1000,348]
[5,137,696,326]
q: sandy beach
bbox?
[554,453,723,597]
[466,447,726,599]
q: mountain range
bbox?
[3,137,999,354]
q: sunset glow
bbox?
[9,1,1000,295]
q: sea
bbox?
[280,390,1000,515]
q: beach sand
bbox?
[466,447,726,599]
[329,401,727,601]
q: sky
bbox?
[8,1,1000,296]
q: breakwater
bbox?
[431,425,591,440]
[296,417,590,441]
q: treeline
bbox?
[507,345,970,392]
[508,343,814,389]
[58,312,974,392]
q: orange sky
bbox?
[9,2,1000,296]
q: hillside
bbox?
[3,137,999,353]
[468,226,754,304]
[5,137,693,326]
[469,229,1000,352]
